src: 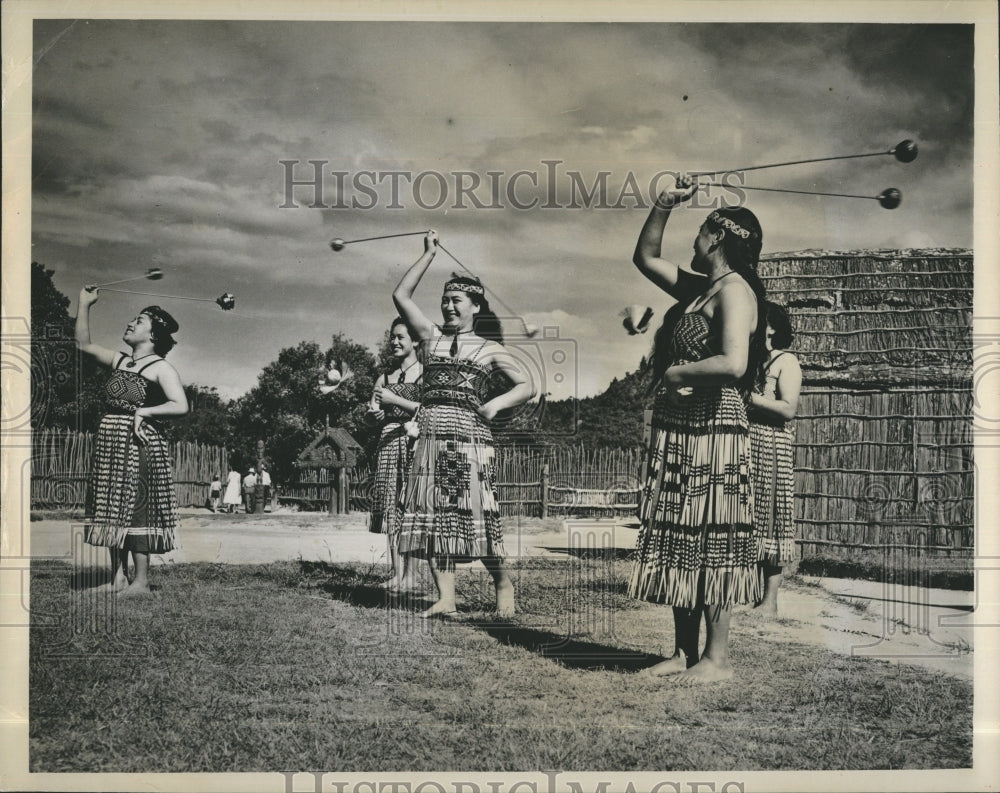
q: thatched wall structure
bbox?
[757,248,973,558]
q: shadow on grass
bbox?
[299,559,431,613]
[463,617,661,673]
[319,579,431,612]
[69,566,113,591]
[540,546,636,563]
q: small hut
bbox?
[757,248,973,561]
[290,419,362,514]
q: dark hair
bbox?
[765,301,794,350]
[140,305,178,356]
[704,207,768,393]
[389,316,413,339]
[443,273,504,345]
[647,301,686,394]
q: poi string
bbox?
[435,242,522,322]
[689,139,918,177]
[702,183,902,209]
[97,287,219,302]
[89,268,164,289]
[93,287,237,310]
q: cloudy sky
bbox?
[28,15,976,401]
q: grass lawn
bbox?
[29,556,972,772]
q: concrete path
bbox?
[28,512,974,680]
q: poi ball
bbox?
[330,238,346,252]
[216,293,236,310]
[878,188,902,210]
[326,368,343,385]
[147,267,164,280]
[892,140,918,164]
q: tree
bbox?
[227,334,381,483]
[30,262,106,431]
[160,385,233,447]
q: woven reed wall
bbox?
[758,249,973,558]
[31,428,229,509]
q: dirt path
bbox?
[30,511,973,680]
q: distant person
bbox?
[223,468,242,513]
[75,286,189,595]
[366,317,423,591]
[259,464,272,512]
[209,474,222,513]
[243,468,257,513]
[627,176,768,682]
[749,302,802,616]
[392,231,535,618]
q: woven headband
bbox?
[708,211,752,240]
[140,305,179,335]
[443,281,485,296]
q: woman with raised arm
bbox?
[76,287,189,595]
[392,231,535,618]
[366,317,423,592]
[628,175,768,682]
[749,301,802,616]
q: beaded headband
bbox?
[140,305,179,335]
[708,211,752,240]
[443,280,485,296]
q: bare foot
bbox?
[494,580,516,618]
[419,600,458,619]
[118,583,152,598]
[380,577,402,591]
[640,651,688,677]
[112,571,129,593]
[393,577,422,594]
[676,656,733,683]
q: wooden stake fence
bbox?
[31,428,228,509]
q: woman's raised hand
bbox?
[655,173,698,209]
[424,229,439,252]
[79,286,100,307]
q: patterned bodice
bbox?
[669,312,716,366]
[421,354,492,411]
[104,356,166,414]
[379,376,422,423]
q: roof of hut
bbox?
[757,248,972,388]
[296,424,362,468]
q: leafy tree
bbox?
[227,334,380,483]
[160,385,233,447]
[30,262,106,431]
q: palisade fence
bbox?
[346,444,645,520]
[31,428,228,509]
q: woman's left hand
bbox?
[663,386,694,408]
[133,411,150,444]
[477,403,498,421]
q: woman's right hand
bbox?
[424,229,439,252]
[655,173,698,209]
[79,286,100,307]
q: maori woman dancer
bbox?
[367,317,423,591]
[76,287,189,595]
[749,301,801,616]
[628,175,768,682]
[392,230,534,618]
